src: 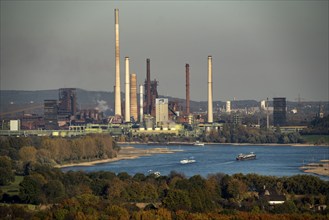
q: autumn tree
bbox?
[105,205,130,220]
[0,156,15,185]
[18,146,37,163]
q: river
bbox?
[61,144,329,180]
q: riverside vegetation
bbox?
[119,116,329,144]
[1,135,329,219]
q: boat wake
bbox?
[221,161,235,165]
[210,161,235,165]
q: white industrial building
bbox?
[155,98,168,127]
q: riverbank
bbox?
[118,141,327,147]
[300,160,329,177]
[55,146,183,168]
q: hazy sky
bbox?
[1,1,328,102]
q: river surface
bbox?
[62,144,329,180]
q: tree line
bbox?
[1,165,329,219]
[0,134,118,165]
[301,115,329,135]
[123,124,305,144]
[0,135,118,185]
[205,124,304,144]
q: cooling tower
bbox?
[125,57,130,122]
[114,9,121,115]
[208,56,213,123]
[130,73,138,121]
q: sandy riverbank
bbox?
[118,141,328,147]
[300,160,329,177]
[55,146,182,168]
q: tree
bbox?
[141,182,158,202]
[272,200,298,214]
[18,146,37,163]
[105,205,129,220]
[19,174,46,204]
[163,189,191,211]
[133,173,146,181]
[226,178,248,201]
[0,156,15,185]
[117,172,131,181]
[43,180,66,203]
[105,178,128,203]
[53,208,69,220]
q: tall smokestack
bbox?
[186,63,190,115]
[139,84,144,122]
[146,58,151,114]
[208,56,213,123]
[125,57,130,122]
[266,97,269,129]
[130,73,138,121]
[114,9,121,116]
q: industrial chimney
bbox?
[208,56,213,123]
[114,9,121,116]
[186,63,190,115]
[139,84,144,122]
[130,73,138,121]
[125,57,130,122]
[146,59,151,114]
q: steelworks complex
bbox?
[1,9,325,138]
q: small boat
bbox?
[236,152,256,161]
[180,158,196,164]
[194,141,204,146]
[148,170,161,177]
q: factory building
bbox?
[273,97,286,126]
[10,120,20,131]
[144,59,158,117]
[232,113,242,125]
[156,98,168,127]
[151,87,159,115]
[44,100,58,130]
[144,114,155,130]
[58,88,77,119]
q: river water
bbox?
[61,144,329,180]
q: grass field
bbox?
[302,135,329,145]
[0,175,23,196]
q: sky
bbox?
[1,1,328,102]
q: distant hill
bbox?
[0,89,115,116]
[4,89,323,117]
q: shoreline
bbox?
[55,146,182,168]
[118,141,328,147]
[300,160,329,177]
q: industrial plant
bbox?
[0,8,327,139]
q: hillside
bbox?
[2,89,325,117]
[0,89,227,116]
